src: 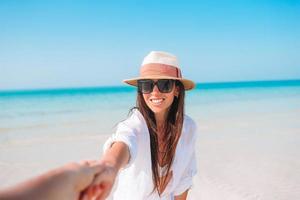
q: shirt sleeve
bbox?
[103,121,138,169]
[173,120,198,196]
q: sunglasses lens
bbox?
[138,80,153,94]
[157,79,174,93]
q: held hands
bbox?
[64,160,118,200]
[51,160,118,200]
[80,162,117,200]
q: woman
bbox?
[95,51,197,200]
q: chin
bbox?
[150,107,166,114]
[151,109,162,114]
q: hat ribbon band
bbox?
[140,64,182,78]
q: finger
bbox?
[96,194,103,200]
[95,185,112,200]
[92,185,99,195]
[86,186,94,200]
[92,185,103,199]
[79,191,88,200]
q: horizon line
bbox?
[1,79,300,94]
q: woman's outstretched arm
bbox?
[101,141,130,170]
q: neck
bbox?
[155,111,168,136]
[155,111,166,124]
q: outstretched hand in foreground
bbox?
[0,160,117,200]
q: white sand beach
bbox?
[1,86,300,199]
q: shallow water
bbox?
[0,80,300,141]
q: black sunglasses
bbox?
[137,79,175,94]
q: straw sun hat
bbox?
[123,51,195,90]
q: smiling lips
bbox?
[150,98,165,105]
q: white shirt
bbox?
[103,109,197,200]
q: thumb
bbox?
[91,170,108,186]
[88,161,105,176]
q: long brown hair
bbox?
[134,80,185,195]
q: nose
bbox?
[151,84,160,94]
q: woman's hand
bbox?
[82,161,118,200]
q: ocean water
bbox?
[1,80,300,142]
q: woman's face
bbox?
[142,79,179,119]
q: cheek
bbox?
[142,94,149,101]
[165,95,175,106]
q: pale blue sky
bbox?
[0,0,299,90]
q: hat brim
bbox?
[123,75,195,90]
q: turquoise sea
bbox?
[1,80,300,142]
